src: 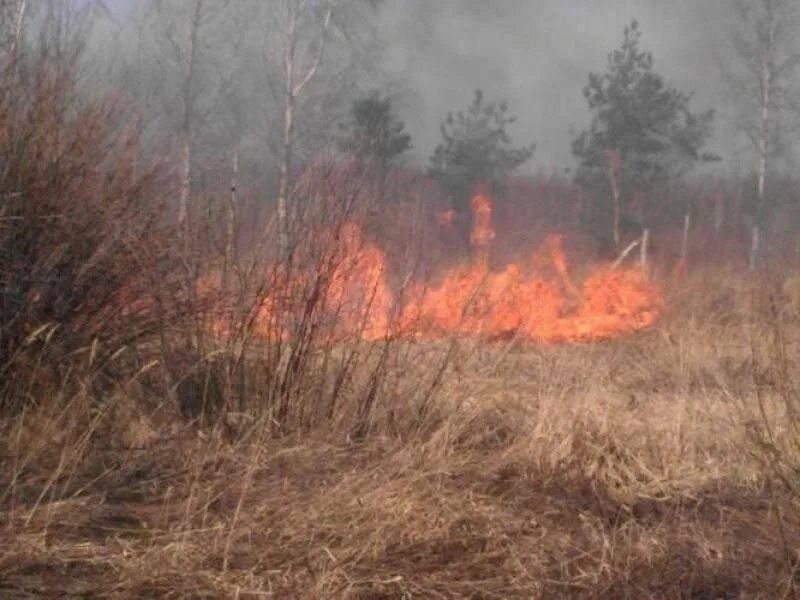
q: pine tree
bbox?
[572,21,716,251]
[338,92,412,169]
[429,89,534,214]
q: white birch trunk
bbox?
[680,212,690,265]
[640,228,650,278]
[751,9,774,270]
[178,0,203,235]
[9,0,27,66]
[750,224,761,271]
[605,149,622,251]
[275,0,331,258]
[223,144,239,294]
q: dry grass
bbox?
[2,268,800,599]
[3,12,800,598]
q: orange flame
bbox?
[438,208,455,226]
[209,189,663,345]
[324,222,393,341]
[396,233,661,343]
[469,190,495,252]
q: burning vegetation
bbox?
[228,187,663,345]
[4,3,800,599]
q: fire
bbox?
[396,235,660,343]
[469,189,495,263]
[393,187,661,342]
[229,222,392,343]
[438,208,455,226]
[323,222,393,341]
[211,188,663,345]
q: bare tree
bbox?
[152,0,206,234]
[0,0,29,66]
[605,149,623,250]
[269,0,333,256]
[149,0,231,235]
[211,9,251,293]
[261,0,385,257]
[179,0,202,233]
[724,0,800,269]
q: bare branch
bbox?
[610,239,641,270]
[292,1,332,97]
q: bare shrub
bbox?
[741,270,800,498]
[189,159,453,437]
[0,51,182,414]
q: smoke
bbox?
[376,0,736,173]
[94,0,762,174]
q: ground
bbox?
[2,267,800,598]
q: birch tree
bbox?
[144,0,233,237]
[723,0,800,268]
[178,0,202,233]
[268,0,333,256]
[261,0,385,256]
[151,0,206,234]
[572,21,716,255]
[0,0,29,66]
[210,6,253,292]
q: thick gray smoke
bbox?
[376,0,735,172]
[96,0,785,174]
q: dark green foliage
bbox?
[428,89,534,212]
[338,91,411,167]
[572,21,717,239]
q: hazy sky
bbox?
[375,0,741,173]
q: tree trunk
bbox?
[640,228,650,278]
[611,179,621,250]
[274,0,331,259]
[9,0,27,68]
[275,2,299,259]
[277,91,294,257]
[713,192,724,235]
[223,143,239,294]
[751,13,774,270]
[750,224,761,271]
[680,212,690,265]
[605,149,623,250]
[178,0,203,236]
[179,136,191,232]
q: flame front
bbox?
[396,235,661,343]
[216,189,663,344]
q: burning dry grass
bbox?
[2,268,800,598]
[4,28,798,599]
[202,188,663,350]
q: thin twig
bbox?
[610,239,641,270]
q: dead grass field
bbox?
[2,267,800,599]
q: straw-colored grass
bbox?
[2,267,800,599]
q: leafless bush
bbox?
[741,270,800,499]
[0,51,183,414]
[185,159,453,437]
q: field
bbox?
[2,267,800,599]
[5,3,800,597]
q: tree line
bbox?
[341,7,800,267]
[3,0,800,267]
